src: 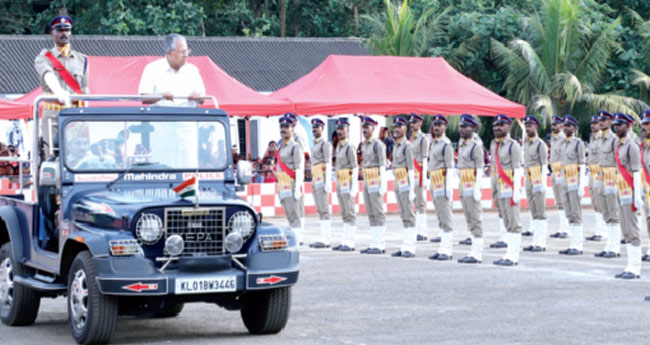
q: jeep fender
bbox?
[0,206,27,264]
[62,231,111,258]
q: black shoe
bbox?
[493,258,517,266]
[585,235,602,241]
[338,245,354,252]
[391,251,402,257]
[428,253,440,260]
[621,239,627,244]
[430,237,441,243]
[522,245,534,252]
[530,246,545,252]
[558,248,582,255]
[401,251,415,258]
[436,253,452,261]
[417,234,428,241]
[458,256,481,264]
[490,241,507,248]
[550,232,568,239]
[309,242,330,249]
[521,231,533,237]
[615,271,640,279]
[602,251,620,258]
[459,237,472,245]
[332,244,343,251]
[594,251,607,257]
[360,248,370,254]
[365,248,385,255]
[642,254,650,262]
[645,296,650,302]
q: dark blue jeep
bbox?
[0,100,299,344]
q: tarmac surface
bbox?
[1,209,649,344]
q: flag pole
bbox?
[195,170,199,208]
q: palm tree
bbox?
[491,0,647,122]
[627,8,650,106]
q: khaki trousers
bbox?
[497,197,522,233]
[363,186,385,226]
[598,183,620,224]
[336,189,356,225]
[396,190,415,227]
[432,192,453,233]
[460,195,483,237]
[551,174,564,209]
[280,195,301,228]
[525,179,547,220]
[313,186,331,220]
[561,186,582,224]
[40,108,58,159]
[588,174,601,213]
[414,185,426,213]
[620,203,641,246]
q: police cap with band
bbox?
[432,114,448,125]
[393,117,408,127]
[524,115,540,127]
[335,117,350,128]
[409,113,423,123]
[279,115,296,127]
[598,110,614,121]
[459,114,478,128]
[641,109,650,124]
[493,114,512,125]
[590,115,600,123]
[612,112,635,126]
[311,118,325,127]
[361,116,378,127]
[552,115,564,124]
[49,15,73,30]
[563,115,579,127]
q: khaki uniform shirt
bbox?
[588,132,601,165]
[361,138,386,168]
[34,46,89,94]
[599,130,618,167]
[278,138,303,171]
[524,136,548,169]
[428,135,453,171]
[335,139,358,171]
[459,137,484,170]
[550,132,566,164]
[642,139,650,194]
[617,135,640,174]
[490,136,522,171]
[392,137,414,170]
[411,131,429,163]
[561,136,586,166]
[311,137,331,165]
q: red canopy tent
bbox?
[15,56,292,117]
[0,98,32,120]
[271,55,526,118]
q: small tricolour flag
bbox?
[173,176,197,199]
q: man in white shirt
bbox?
[138,33,209,107]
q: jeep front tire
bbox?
[240,287,291,334]
[0,243,41,326]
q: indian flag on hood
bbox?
[173,176,197,198]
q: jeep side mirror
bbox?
[236,160,253,185]
[39,161,59,187]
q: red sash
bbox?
[615,143,636,211]
[495,142,515,206]
[642,144,650,191]
[413,159,423,186]
[275,152,296,179]
[44,51,83,94]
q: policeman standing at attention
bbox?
[275,115,305,246]
[391,117,417,258]
[308,118,333,249]
[638,110,650,262]
[332,118,359,252]
[521,115,549,253]
[282,112,307,228]
[426,115,455,261]
[586,115,607,241]
[359,117,388,255]
[612,113,643,279]
[595,111,622,258]
[409,113,430,241]
[34,15,89,158]
[557,115,586,256]
[549,115,570,238]
[491,115,524,266]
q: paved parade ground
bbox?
[2,210,649,345]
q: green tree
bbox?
[491,0,647,125]
[627,8,650,106]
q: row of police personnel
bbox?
[273,110,650,278]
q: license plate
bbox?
[175,276,236,294]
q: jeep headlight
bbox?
[228,211,254,240]
[136,213,164,245]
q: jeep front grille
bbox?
[164,207,226,256]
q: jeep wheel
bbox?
[68,251,118,344]
[154,303,184,318]
[0,242,41,326]
[241,287,291,334]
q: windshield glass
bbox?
[63,120,228,171]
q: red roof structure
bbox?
[0,98,31,120]
[271,55,526,118]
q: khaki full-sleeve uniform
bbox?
[642,139,650,239]
[311,137,332,220]
[491,136,522,233]
[524,136,548,220]
[361,138,387,227]
[459,136,485,237]
[560,136,586,225]
[335,139,358,225]
[549,132,566,209]
[428,135,454,233]
[598,130,620,224]
[392,137,415,227]
[411,131,429,213]
[276,138,304,228]
[587,132,602,214]
[616,136,641,246]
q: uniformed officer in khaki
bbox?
[489,133,509,249]
[611,112,643,279]
[332,118,359,252]
[453,115,485,264]
[390,117,417,258]
[557,115,586,256]
[358,117,388,255]
[638,110,650,262]
[586,115,607,241]
[275,115,305,245]
[409,113,430,241]
[282,112,306,225]
[549,115,570,238]
[426,115,455,261]
[521,115,549,253]
[34,15,89,158]
[595,110,622,258]
[491,114,524,266]
[308,118,333,249]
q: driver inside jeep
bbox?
[65,122,116,169]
